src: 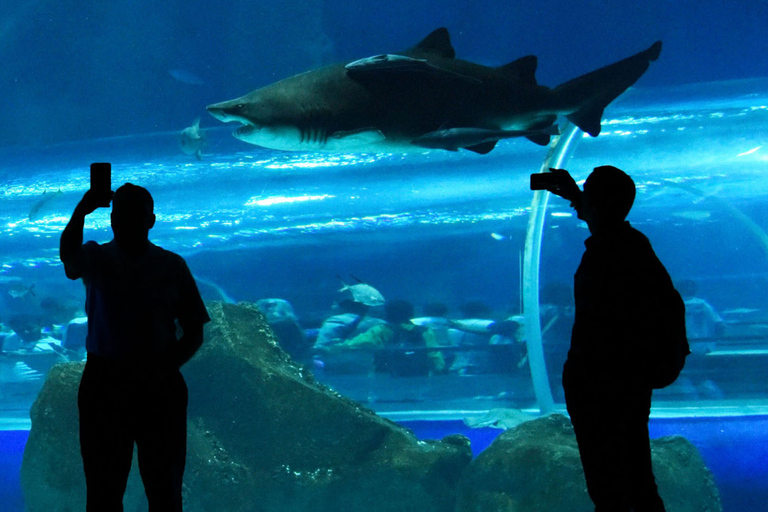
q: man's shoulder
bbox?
[619,223,657,255]
[83,239,108,251]
[147,242,188,266]
[80,239,112,261]
[624,222,651,242]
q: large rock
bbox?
[21,301,472,512]
[20,362,149,511]
[456,413,722,512]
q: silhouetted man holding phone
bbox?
[60,183,210,511]
[539,166,668,511]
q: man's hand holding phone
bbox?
[76,163,114,217]
[531,168,581,202]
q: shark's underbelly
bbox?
[235,100,555,153]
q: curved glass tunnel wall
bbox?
[534,79,768,412]
[0,79,767,423]
[308,79,768,416]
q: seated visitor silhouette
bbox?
[256,298,312,363]
[323,299,445,376]
[314,298,385,350]
[543,165,672,512]
[60,184,210,511]
[677,279,724,347]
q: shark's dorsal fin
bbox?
[408,28,456,59]
[497,56,538,86]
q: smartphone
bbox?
[530,173,557,191]
[90,162,112,207]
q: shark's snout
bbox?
[206,100,261,143]
[206,101,243,123]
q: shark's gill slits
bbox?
[300,127,328,145]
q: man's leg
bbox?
[79,362,135,512]
[564,369,631,511]
[136,370,188,512]
[625,389,666,512]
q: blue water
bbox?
[2,1,766,147]
[3,415,767,511]
[1,80,767,321]
[0,84,766,512]
[3,2,768,509]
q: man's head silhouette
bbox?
[580,165,636,232]
[111,183,155,253]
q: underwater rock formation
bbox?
[20,361,149,511]
[21,301,472,512]
[456,413,722,512]
[21,302,721,511]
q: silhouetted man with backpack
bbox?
[541,165,687,512]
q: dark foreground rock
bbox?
[456,413,722,512]
[21,301,721,511]
[21,301,472,512]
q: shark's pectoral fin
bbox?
[465,141,498,154]
[329,128,386,145]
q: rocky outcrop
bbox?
[456,413,722,512]
[21,301,721,511]
[20,301,472,512]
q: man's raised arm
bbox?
[60,190,111,279]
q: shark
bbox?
[207,28,661,154]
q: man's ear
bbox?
[148,213,156,230]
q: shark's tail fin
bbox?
[552,41,662,137]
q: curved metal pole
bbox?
[523,122,581,414]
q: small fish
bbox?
[29,189,63,221]
[463,408,536,430]
[671,210,712,221]
[338,275,385,307]
[168,69,206,86]
[345,53,428,71]
[411,125,560,153]
[345,53,481,84]
[180,118,207,160]
[721,308,760,316]
[8,283,35,299]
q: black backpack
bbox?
[645,286,691,389]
